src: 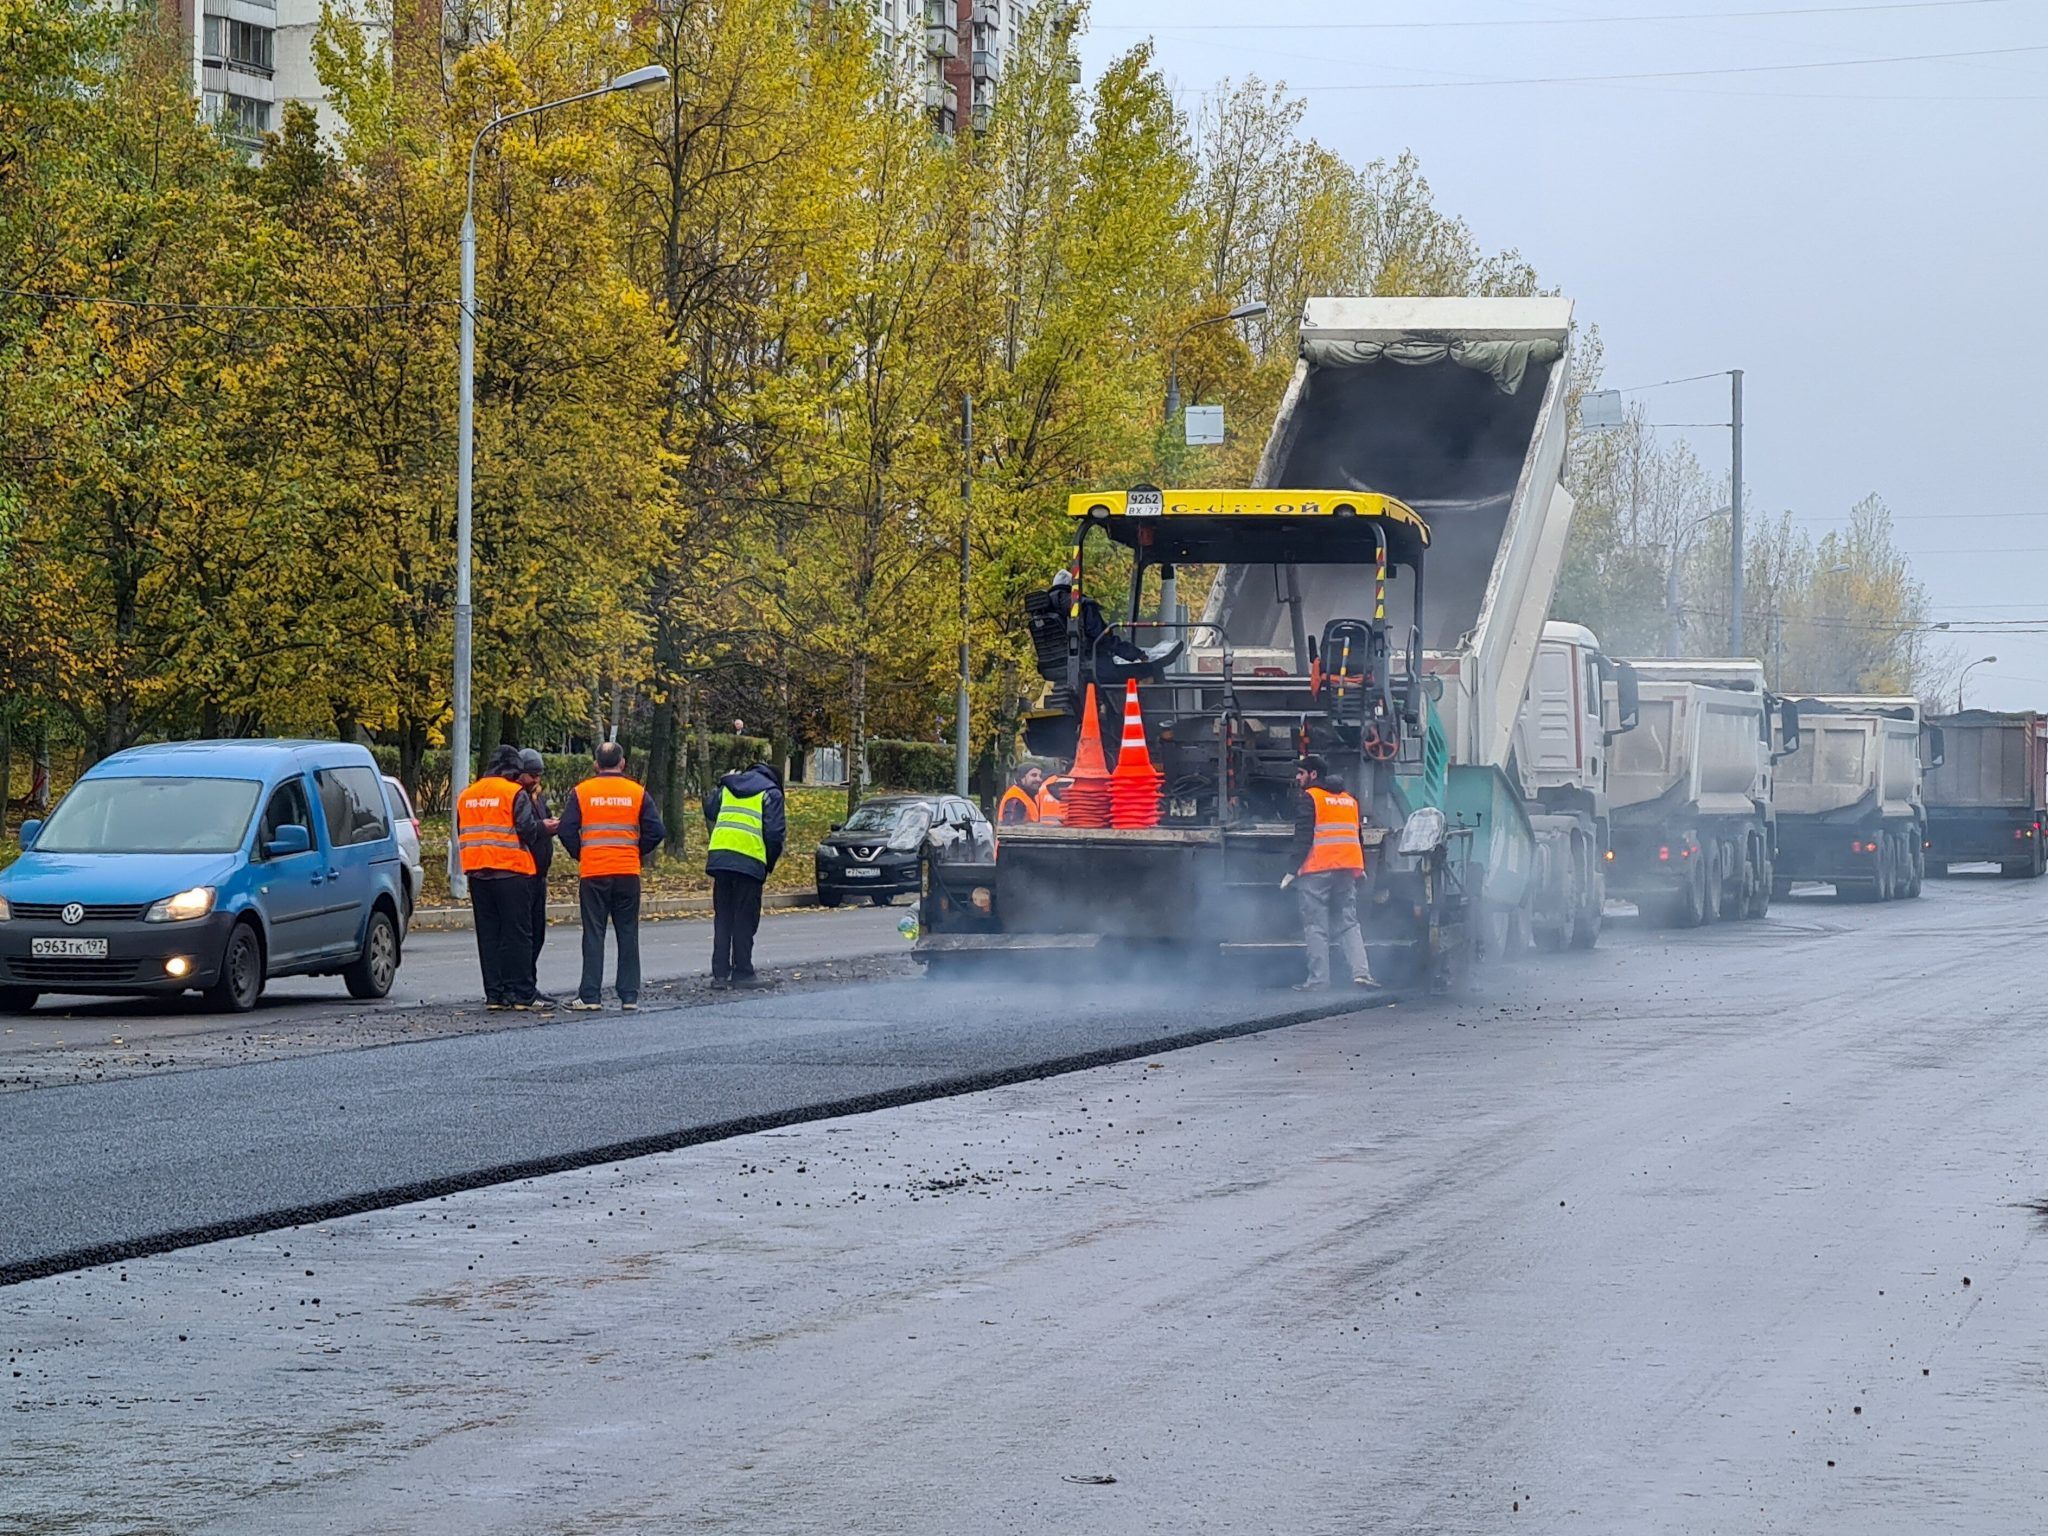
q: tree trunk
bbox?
[846,646,869,820]
[0,707,13,816]
[477,702,504,761]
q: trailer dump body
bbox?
[1922,710,2048,876]
[1774,695,1927,900]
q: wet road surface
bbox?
[0,905,907,1088]
[5,876,2048,1531]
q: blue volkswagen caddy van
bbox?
[0,741,408,1014]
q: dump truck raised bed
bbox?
[1922,710,2048,878]
[919,296,1584,988]
[1605,659,1795,926]
[1774,696,1941,902]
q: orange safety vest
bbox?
[1300,786,1367,876]
[1036,776,1072,825]
[998,785,1039,825]
[574,775,647,878]
[457,775,537,876]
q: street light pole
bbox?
[1958,655,1997,712]
[1728,369,1745,654]
[955,395,973,798]
[1163,300,1269,425]
[448,64,668,901]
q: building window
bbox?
[204,16,274,74]
[204,90,271,146]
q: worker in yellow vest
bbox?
[1284,754,1378,992]
[998,763,1044,825]
[703,760,786,988]
[558,741,666,1012]
[457,744,547,1010]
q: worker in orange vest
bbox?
[1036,761,1074,825]
[998,762,1044,825]
[1284,754,1378,991]
[557,741,667,1012]
[458,745,548,1010]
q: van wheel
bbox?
[0,987,37,1015]
[344,909,400,1000]
[204,922,265,1013]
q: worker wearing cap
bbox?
[457,744,549,1010]
[558,741,666,1012]
[999,763,1044,825]
[1285,754,1377,991]
[515,749,559,971]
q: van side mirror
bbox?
[1926,725,1946,770]
[18,819,41,851]
[265,824,311,858]
[1772,700,1803,761]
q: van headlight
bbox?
[0,895,10,922]
[144,887,217,923]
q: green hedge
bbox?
[864,738,954,793]
[372,736,773,813]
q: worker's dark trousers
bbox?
[528,869,551,968]
[578,875,643,1004]
[710,871,764,980]
[470,874,536,1004]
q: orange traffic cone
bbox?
[1063,684,1113,829]
[1110,678,1164,829]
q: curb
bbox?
[409,889,825,933]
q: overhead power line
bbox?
[1100,0,2016,32]
[0,286,455,315]
[1274,42,2048,92]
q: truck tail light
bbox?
[1603,849,1615,863]
[1657,845,1671,862]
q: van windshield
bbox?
[34,777,263,854]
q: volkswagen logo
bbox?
[60,903,85,926]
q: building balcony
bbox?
[925,21,960,59]
[970,48,995,80]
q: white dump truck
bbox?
[1511,622,1640,949]
[1605,659,1792,926]
[1922,710,2048,878]
[1774,695,1940,901]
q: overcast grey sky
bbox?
[1078,0,2048,708]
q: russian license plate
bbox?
[32,937,108,958]
[1126,487,1164,517]
[842,867,881,879]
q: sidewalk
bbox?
[409,889,824,932]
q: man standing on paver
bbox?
[703,760,785,989]
[558,742,666,1012]
[1285,754,1378,993]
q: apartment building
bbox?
[873,0,1034,134]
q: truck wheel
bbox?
[2035,840,2046,879]
[1701,849,1723,923]
[1772,878,1793,901]
[1669,862,1705,929]
[1876,839,1897,901]
[1570,888,1602,950]
[1905,841,1925,898]
[1927,859,1950,879]
[1742,851,1772,919]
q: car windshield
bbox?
[841,803,925,835]
[33,776,262,854]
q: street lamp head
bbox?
[606,64,670,93]
[1980,655,1998,665]
[1227,301,1269,322]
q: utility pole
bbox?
[954,395,973,798]
[1728,369,1745,655]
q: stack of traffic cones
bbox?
[1110,678,1165,829]
[1062,683,1114,829]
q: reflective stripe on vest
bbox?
[1300,787,1366,876]
[575,775,647,878]
[1036,777,1071,825]
[708,789,768,865]
[999,786,1039,824]
[457,776,537,876]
